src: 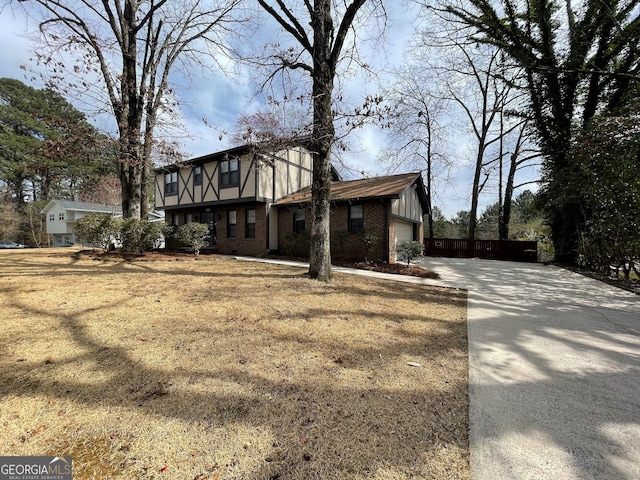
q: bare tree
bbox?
[257,0,385,280]
[229,100,313,148]
[435,43,521,240]
[378,64,453,238]
[439,0,640,261]
[407,6,545,242]
[13,0,247,219]
[497,119,541,240]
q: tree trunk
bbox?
[546,148,581,263]
[468,150,483,241]
[308,148,332,280]
[13,178,26,209]
[118,0,144,220]
[307,0,335,281]
[426,122,434,239]
[120,161,142,219]
[499,152,518,240]
[140,156,150,220]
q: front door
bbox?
[201,211,217,246]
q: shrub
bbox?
[358,228,378,263]
[282,231,311,257]
[74,213,121,251]
[175,222,209,254]
[331,229,349,260]
[396,240,423,267]
[119,218,164,255]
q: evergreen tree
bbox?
[0,78,115,205]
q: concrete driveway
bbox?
[418,257,640,480]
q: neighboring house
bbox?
[41,200,165,247]
[41,200,122,247]
[154,143,428,263]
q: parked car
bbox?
[0,241,27,249]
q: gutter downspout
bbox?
[267,158,277,253]
[383,199,390,262]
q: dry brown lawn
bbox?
[0,247,469,480]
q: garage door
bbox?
[395,220,414,245]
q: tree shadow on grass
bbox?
[0,258,470,479]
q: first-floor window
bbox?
[171,213,180,226]
[186,213,193,223]
[245,209,256,238]
[293,208,305,233]
[227,210,237,238]
[349,204,364,234]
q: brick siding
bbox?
[277,201,391,262]
[166,203,268,256]
[215,203,268,255]
[167,200,421,262]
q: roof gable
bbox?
[275,173,428,209]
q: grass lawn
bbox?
[0,248,469,479]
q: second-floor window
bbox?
[49,214,55,222]
[165,171,178,195]
[220,158,239,187]
[194,166,202,186]
[59,212,65,221]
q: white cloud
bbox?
[0,7,45,85]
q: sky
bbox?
[0,2,537,220]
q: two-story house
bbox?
[41,200,123,247]
[41,200,164,247]
[154,144,429,262]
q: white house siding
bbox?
[45,204,69,235]
[161,188,178,207]
[273,165,288,203]
[242,165,257,198]
[201,162,219,203]
[395,220,415,244]
[272,147,313,200]
[155,148,314,210]
[391,186,423,223]
[42,200,127,247]
[45,205,76,246]
[258,158,273,201]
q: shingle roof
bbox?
[51,200,123,214]
[41,200,164,221]
[275,172,425,206]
